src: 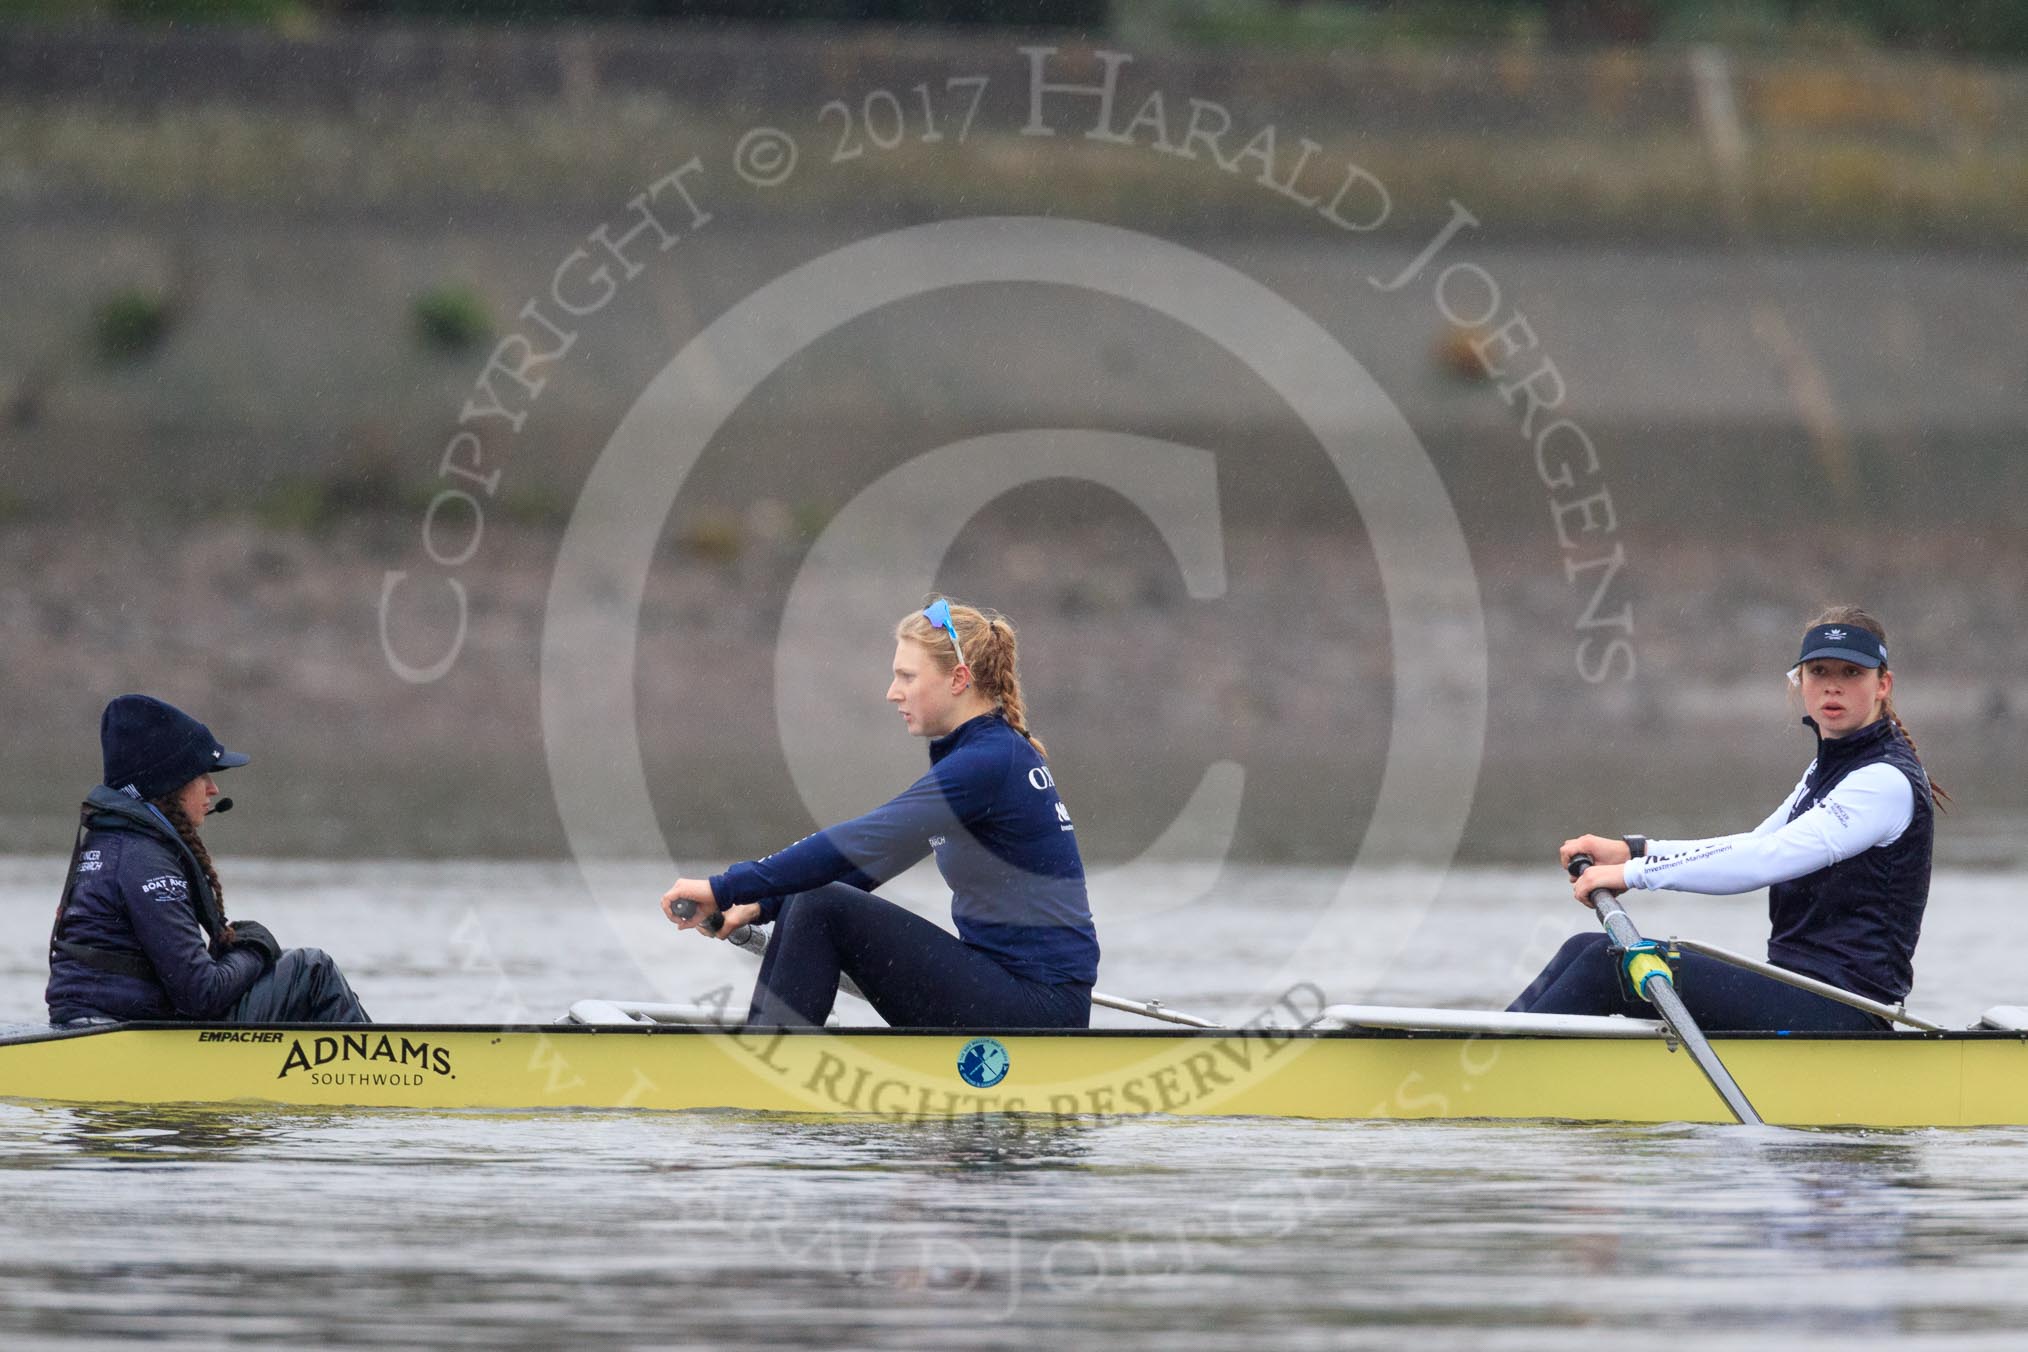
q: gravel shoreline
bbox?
[3,515,2019,865]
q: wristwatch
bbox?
[1622,834,1647,859]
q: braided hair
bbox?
[896,598,1049,759]
[147,790,234,941]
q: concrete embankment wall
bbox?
[1,25,2023,863]
[4,25,2026,525]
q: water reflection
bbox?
[838,1113,1102,1172]
[0,1104,2024,1347]
[1526,1127,1923,1275]
[1750,1131,1922,1265]
[7,864,2028,1346]
[29,1104,290,1168]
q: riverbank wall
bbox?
[2,24,2023,865]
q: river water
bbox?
[4,857,2027,1349]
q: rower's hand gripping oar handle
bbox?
[671,897,760,946]
[670,897,717,932]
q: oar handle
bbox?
[670,897,725,935]
[1567,851,1617,918]
[669,899,742,940]
[669,899,770,952]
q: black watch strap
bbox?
[1622,834,1647,859]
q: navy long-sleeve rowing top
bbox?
[710,713,1099,987]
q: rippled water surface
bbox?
[5,859,2028,1349]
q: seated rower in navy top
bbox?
[661,598,1099,1029]
[1510,606,1947,1031]
[46,695,370,1027]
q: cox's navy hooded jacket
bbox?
[711,712,1100,987]
[45,787,266,1023]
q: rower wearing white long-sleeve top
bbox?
[1511,607,1948,1030]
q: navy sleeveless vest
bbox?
[1766,717,1934,1004]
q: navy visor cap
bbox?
[100,695,251,801]
[1793,623,1888,671]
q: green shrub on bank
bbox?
[7,0,308,21]
[676,510,744,564]
[1121,0,1544,50]
[5,0,2027,56]
[1111,0,2028,55]
[411,284,493,354]
[252,458,418,531]
[90,289,173,364]
[1719,0,2028,56]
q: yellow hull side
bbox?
[4,1026,2025,1126]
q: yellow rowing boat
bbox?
[6,1010,2028,1126]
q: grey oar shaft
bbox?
[724,923,870,1002]
[671,900,870,1001]
[734,929,1219,1027]
[1091,993,1222,1029]
[1583,877,1764,1126]
[1590,896,1645,957]
[1639,967,1764,1126]
[679,902,1219,1029]
[1671,938,1943,1032]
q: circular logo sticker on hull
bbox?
[957,1037,1010,1089]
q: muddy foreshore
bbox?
[1,514,2020,866]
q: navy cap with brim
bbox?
[1793,623,1888,670]
[100,694,251,801]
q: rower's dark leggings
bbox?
[748,884,1091,1029]
[1508,933,1886,1032]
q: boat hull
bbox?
[5,1022,2027,1126]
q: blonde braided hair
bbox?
[896,598,1049,759]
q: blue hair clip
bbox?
[923,599,967,667]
